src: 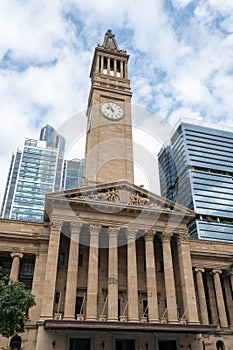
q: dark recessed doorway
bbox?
[69,338,91,350]
[116,339,135,350]
[158,340,177,350]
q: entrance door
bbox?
[116,339,135,350]
[69,338,91,350]
[158,340,177,350]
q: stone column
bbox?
[120,61,123,78]
[229,272,233,293]
[107,57,110,75]
[223,274,233,327]
[29,247,47,322]
[125,61,128,78]
[177,232,199,324]
[212,270,228,328]
[63,222,82,320]
[100,55,104,73]
[206,272,218,324]
[160,232,178,323]
[40,220,62,319]
[144,231,159,322]
[107,226,119,321]
[96,55,100,73]
[114,59,117,77]
[86,225,101,321]
[194,268,209,325]
[10,252,23,281]
[127,228,139,322]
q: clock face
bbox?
[101,102,124,120]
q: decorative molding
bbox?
[89,224,102,236]
[98,188,121,203]
[51,220,63,231]
[126,227,138,241]
[128,192,148,206]
[158,231,173,242]
[212,269,222,275]
[108,226,120,237]
[144,230,155,242]
[176,231,189,243]
[70,222,82,233]
[10,252,23,259]
[194,267,205,273]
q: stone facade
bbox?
[0,182,233,349]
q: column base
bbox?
[107,317,119,322]
[85,317,98,321]
[148,319,160,323]
[167,319,179,324]
[63,316,76,320]
[187,320,201,325]
[128,318,139,322]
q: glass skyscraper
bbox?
[158,118,233,243]
[62,158,84,190]
[1,125,65,222]
[1,125,84,223]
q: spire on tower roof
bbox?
[102,29,120,51]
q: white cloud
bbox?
[0,0,233,204]
[171,0,193,9]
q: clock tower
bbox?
[83,30,134,185]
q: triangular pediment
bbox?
[45,180,195,220]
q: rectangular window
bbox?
[75,296,84,314]
[78,254,83,267]
[143,299,148,317]
[58,253,65,266]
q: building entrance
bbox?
[116,339,135,350]
[69,338,91,350]
[158,340,177,350]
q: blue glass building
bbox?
[1,125,65,222]
[62,158,84,190]
[1,125,84,223]
[158,118,233,243]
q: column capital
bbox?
[176,231,189,243]
[212,269,222,275]
[11,252,23,259]
[126,227,138,241]
[108,226,120,237]
[51,219,63,231]
[194,267,205,273]
[89,224,101,236]
[70,221,82,232]
[158,231,173,242]
[144,230,155,242]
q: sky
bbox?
[0,0,233,203]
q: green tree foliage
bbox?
[0,272,36,339]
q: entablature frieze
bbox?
[0,233,49,245]
[0,245,46,256]
[191,250,233,265]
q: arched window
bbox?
[216,340,225,350]
[10,335,22,349]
